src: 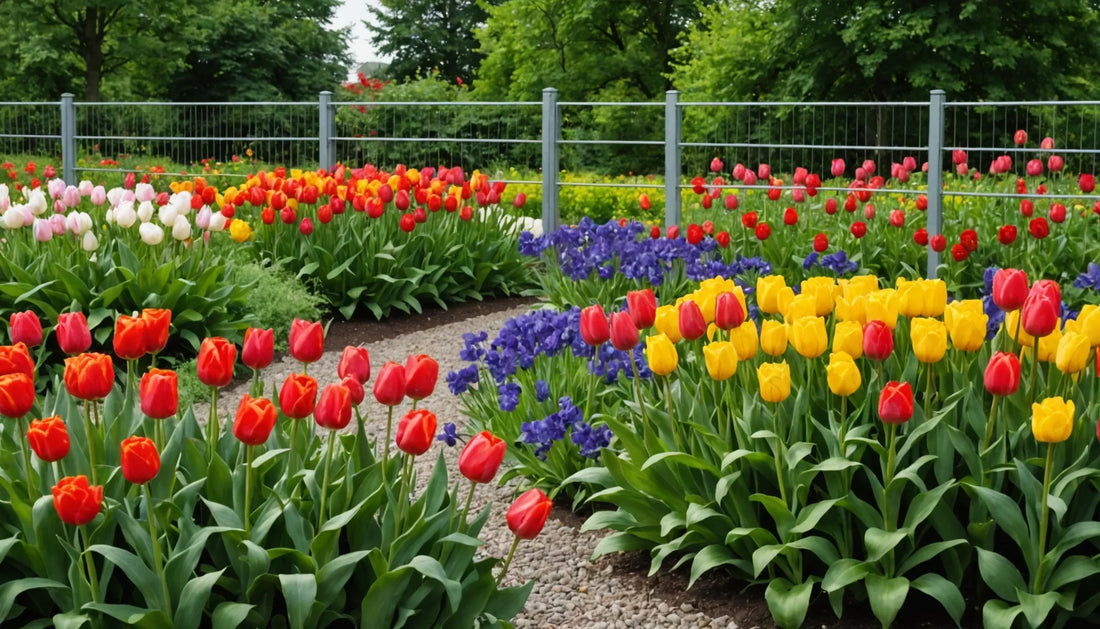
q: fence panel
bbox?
[0,102,62,159]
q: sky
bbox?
[333,1,391,77]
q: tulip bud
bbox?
[714,292,745,331]
[1031,396,1073,443]
[288,319,324,364]
[52,475,103,526]
[910,317,947,364]
[140,369,179,419]
[314,383,353,430]
[233,394,278,446]
[373,361,406,406]
[826,352,861,397]
[580,304,611,347]
[9,311,43,347]
[506,488,553,540]
[789,316,828,359]
[644,333,678,376]
[459,430,507,483]
[702,341,737,381]
[609,311,639,351]
[757,361,791,404]
[120,436,160,485]
[626,289,657,330]
[405,354,439,400]
[878,381,914,424]
[27,416,70,462]
[863,320,894,361]
[677,300,706,341]
[337,345,370,384]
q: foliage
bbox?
[232,260,324,352]
[367,0,495,86]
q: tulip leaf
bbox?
[967,484,1031,561]
[976,547,1025,603]
[764,577,814,629]
[199,498,243,530]
[0,577,66,621]
[89,545,164,612]
[865,573,909,628]
[822,558,872,593]
[250,447,289,469]
[173,569,225,629]
[82,603,170,628]
[983,599,1024,628]
[1017,589,1060,629]
[898,539,968,575]
[640,451,720,476]
[582,509,637,533]
[1047,555,1100,592]
[910,573,965,625]
[863,528,908,563]
[687,544,738,588]
[211,603,254,629]
[278,573,317,629]
[790,498,840,535]
[902,480,954,532]
[591,532,653,560]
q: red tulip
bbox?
[813,232,829,252]
[1050,203,1066,223]
[889,209,905,227]
[314,383,353,430]
[459,430,506,483]
[373,361,406,406]
[913,228,929,246]
[992,269,1029,311]
[120,436,160,485]
[609,311,639,351]
[715,292,745,331]
[825,198,838,214]
[950,243,968,262]
[984,352,1021,396]
[1026,159,1043,177]
[723,194,738,211]
[1080,174,1095,194]
[405,354,439,400]
[63,353,114,401]
[1021,280,1061,337]
[242,327,274,370]
[580,305,611,346]
[1029,217,1050,239]
[113,314,146,360]
[741,211,758,229]
[850,222,867,238]
[1047,155,1064,172]
[830,158,845,177]
[52,475,102,526]
[998,225,1017,245]
[783,207,798,226]
[288,319,324,364]
[1020,199,1034,217]
[506,488,553,540]
[930,234,947,252]
[709,157,723,173]
[9,311,42,347]
[396,408,437,456]
[626,289,657,330]
[678,300,707,341]
[716,230,730,248]
[1041,136,1055,150]
[1014,129,1028,146]
[639,193,651,210]
[139,369,178,419]
[279,373,318,419]
[878,381,914,424]
[686,223,703,245]
[755,223,771,240]
[863,320,894,361]
[140,308,172,355]
[233,394,278,446]
[196,337,236,388]
[952,150,967,165]
[341,375,365,406]
[55,312,91,355]
[338,346,370,384]
[0,343,34,379]
[27,416,69,462]
[0,372,35,418]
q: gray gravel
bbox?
[216,304,741,629]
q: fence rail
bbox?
[5,90,1100,278]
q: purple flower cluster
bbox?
[1074,262,1100,292]
[520,217,770,286]
[802,249,860,276]
[520,396,612,460]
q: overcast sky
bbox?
[334,1,392,77]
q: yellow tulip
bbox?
[229,219,253,243]
[835,295,867,325]
[832,320,864,359]
[703,341,738,381]
[1055,330,1091,374]
[924,279,947,317]
[645,333,678,376]
[1031,397,1074,443]
[789,316,828,359]
[1075,305,1100,346]
[865,290,899,329]
[1036,325,1063,363]
[760,320,788,357]
[654,305,682,343]
[757,361,791,403]
[1003,310,1036,348]
[730,320,759,361]
[910,317,948,363]
[839,275,879,300]
[895,279,925,318]
[801,277,837,316]
[782,294,816,322]
[756,276,787,315]
[826,352,861,397]
[944,301,987,352]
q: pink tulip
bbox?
[793,167,808,185]
[956,163,969,176]
[90,185,106,206]
[743,170,757,186]
[861,159,876,175]
[32,218,52,242]
[1014,129,1028,145]
[135,183,155,203]
[48,214,66,235]
[77,180,93,196]
[855,167,867,181]
[952,150,967,165]
[831,158,845,178]
[47,179,65,199]
[902,156,917,171]
[1047,155,1064,172]
[1026,159,1043,177]
[732,163,746,180]
[757,163,771,179]
[62,186,80,208]
[709,157,723,172]
[1041,137,1055,150]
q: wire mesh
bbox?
[0,102,62,159]
[331,101,542,177]
[74,102,320,177]
[679,102,929,181]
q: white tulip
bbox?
[158,203,178,227]
[105,209,115,225]
[139,222,164,245]
[115,201,137,228]
[82,230,98,251]
[0,184,8,213]
[137,200,154,223]
[107,187,125,207]
[134,182,155,203]
[209,211,227,232]
[78,180,94,196]
[171,215,192,241]
[3,207,23,229]
[170,191,192,216]
[24,189,46,216]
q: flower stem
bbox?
[771,403,789,509]
[884,422,898,530]
[496,535,522,585]
[83,401,98,486]
[16,415,35,501]
[79,524,100,604]
[250,368,261,397]
[143,483,172,616]
[207,386,219,463]
[627,352,651,427]
[244,445,254,535]
[923,363,934,419]
[288,418,299,480]
[459,480,477,530]
[1034,442,1056,593]
[318,431,336,525]
[382,406,395,485]
[584,371,597,421]
[663,376,683,451]
[982,394,1001,453]
[1028,347,1039,409]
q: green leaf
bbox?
[173,569,225,629]
[1017,589,1059,629]
[407,556,462,613]
[1047,555,1100,591]
[967,484,1031,555]
[821,558,872,593]
[0,577,67,621]
[764,577,814,629]
[687,545,737,588]
[983,600,1023,628]
[865,574,909,628]
[863,528,907,563]
[89,545,164,611]
[910,573,964,626]
[50,613,90,629]
[591,532,652,560]
[640,451,719,475]
[211,603,254,629]
[278,573,317,629]
[81,604,170,628]
[790,498,839,535]
[976,547,1025,603]
[316,550,370,606]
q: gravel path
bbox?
[219,304,742,629]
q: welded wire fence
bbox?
[0,102,61,158]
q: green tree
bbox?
[367,0,493,85]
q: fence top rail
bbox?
[946,100,1100,107]
[557,101,664,107]
[75,101,319,107]
[0,101,60,107]
[680,100,929,107]
[330,100,540,107]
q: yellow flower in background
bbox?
[703,341,738,381]
[654,305,682,343]
[1003,310,1037,348]
[911,317,948,363]
[865,290,899,329]
[1031,397,1074,443]
[944,301,987,352]
[789,316,828,359]
[832,320,864,359]
[1035,324,1063,363]
[758,361,791,403]
[826,352,861,397]
[835,294,868,325]
[839,275,879,300]
[229,219,253,243]
[776,286,796,319]
[783,293,817,322]
[1075,305,1100,346]
[1056,330,1091,374]
[645,333,679,376]
[730,320,759,361]
[895,279,924,318]
[801,276,837,316]
[760,320,788,357]
[756,276,787,315]
[924,279,948,317]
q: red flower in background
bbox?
[813,232,829,252]
[913,228,929,246]
[715,231,730,248]
[755,222,771,240]
[950,243,968,262]
[930,234,947,252]
[1020,199,1034,217]
[960,229,978,252]
[825,198,837,214]
[741,211,758,229]
[1080,174,1095,193]
[1029,217,1050,239]
[686,223,703,244]
[998,225,1017,245]
[850,222,867,238]
[783,208,798,225]
[1050,203,1066,223]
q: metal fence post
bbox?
[926,89,946,279]
[319,90,334,171]
[664,90,682,228]
[60,93,76,183]
[541,88,560,233]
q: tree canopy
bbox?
[367,0,493,85]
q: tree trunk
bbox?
[81,7,103,101]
